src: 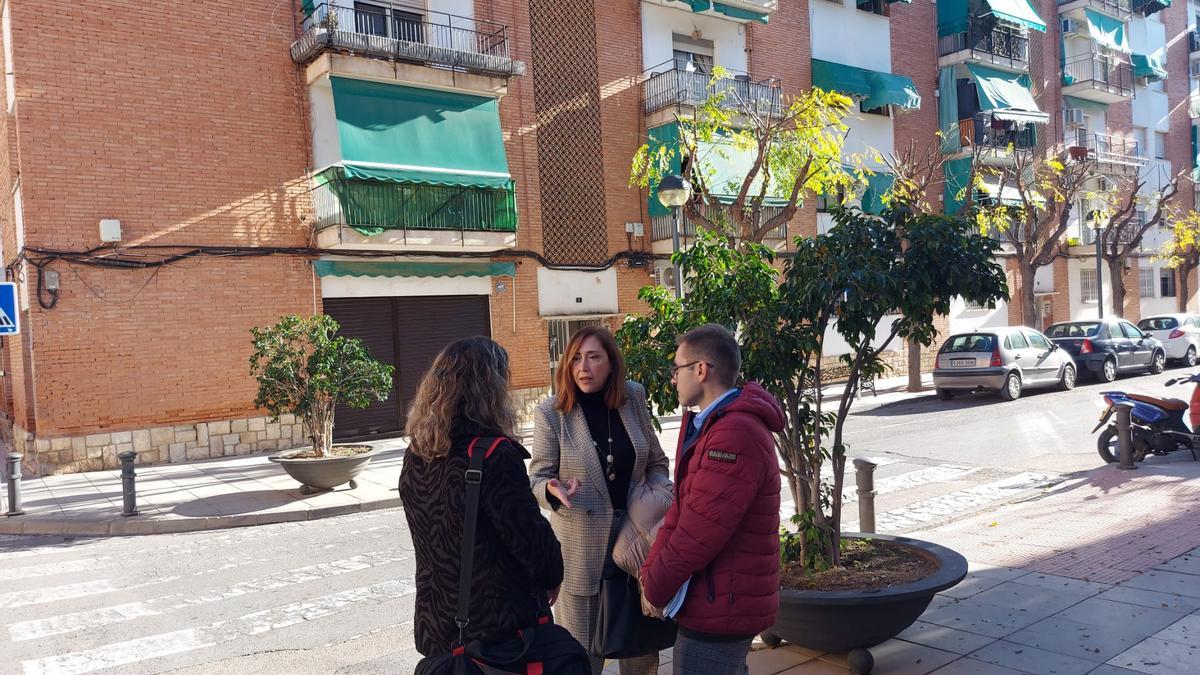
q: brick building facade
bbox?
[1,0,1198,475]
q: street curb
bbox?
[0,496,404,536]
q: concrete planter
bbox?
[269,446,377,494]
[764,533,968,674]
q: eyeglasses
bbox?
[668,360,707,376]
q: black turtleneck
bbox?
[577,389,635,511]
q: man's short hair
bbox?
[677,324,741,387]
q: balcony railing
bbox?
[311,169,518,235]
[643,62,784,117]
[1190,31,1200,54]
[1069,132,1146,169]
[937,20,1029,68]
[958,113,1037,151]
[651,203,788,241]
[1062,55,1134,98]
[1059,0,1132,19]
[290,3,523,77]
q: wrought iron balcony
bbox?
[1068,132,1146,172]
[1062,54,1134,102]
[290,2,524,78]
[651,203,788,241]
[643,62,784,117]
[1059,0,1132,20]
[937,20,1029,69]
[958,113,1037,151]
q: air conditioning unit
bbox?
[1062,18,1079,36]
[652,260,678,290]
[1063,108,1085,128]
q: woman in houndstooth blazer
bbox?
[530,326,672,675]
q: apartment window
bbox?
[355,2,388,37]
[1139,268,1156,298]
[856,0,889,16]
[1081,269,1098,303]
[963,297,988,310]
[673,34,714,74]
[817,186,845,212]
[1161,268,1178,297]
[860,100,891,117]
[1156,132,1168,160]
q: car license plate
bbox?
[950,358,975,367]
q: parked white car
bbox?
[1137,314,1200,367]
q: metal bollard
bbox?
[853,457,878,533]
[5,453,24,516]
[119,451,139,516]
[1116,402,1138,471]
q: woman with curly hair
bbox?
[399,336,565,658]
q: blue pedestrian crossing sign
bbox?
[0,282,18,335]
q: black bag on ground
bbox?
[589,511,677,659]
[414,437,591,675]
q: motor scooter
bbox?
[1093,372,1200,464]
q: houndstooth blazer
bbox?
[529,380,672,597]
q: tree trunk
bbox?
[1180,267,1193,313]
[1020,265,1038,328]
[907,340,923,392]
[1108,258,1126,319]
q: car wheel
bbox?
[1149,351,1166,375]
[999,372,1022,401]
[1099,358,1117,383]
[1059,364,1076,391]
[1185,346,1197,368]
[936,389,954,401]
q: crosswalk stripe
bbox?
[846,471,1061,532]
[8,551,406,642]
[780,463,977,513]
[21,579,416,675]
[0,580,123,610]
[5,557,114,581]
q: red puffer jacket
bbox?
[641,382,785,637]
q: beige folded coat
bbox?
[612,479,674,618]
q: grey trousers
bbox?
[672,634,752,675]
[555,590,660,675]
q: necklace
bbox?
[591,410,616,481]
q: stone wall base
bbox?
[513,385,551,423]
[2,414,307,477]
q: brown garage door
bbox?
[324,295,491,441]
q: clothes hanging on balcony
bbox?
[1083,8,1131,54]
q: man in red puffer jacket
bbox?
[642,324,784,674]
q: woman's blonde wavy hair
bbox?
[405,336,516,461]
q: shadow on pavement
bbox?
[172,489,307,517]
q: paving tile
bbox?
[895,620,996,655]
[1122,571,1200,599]
[777,660,848,674]
[1087,666,1145,675]
[971,640,1096,675]
[938,563,1030,600]
[919,597,1058,639]
[1152,615,1200,648]
[747,645,818,673]
[968,580,1096,616]
[864,639,958,674]
[1095,586,1200,615]
[1107,637,1199,675]
[1004,615,1138,663]
[1053,598,1183,638]
[1152,552,1200,577]
[928,658,1026,675]
[1005,572,1111,597]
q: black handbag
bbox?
[415,437,591,675]
[589,514,677,659]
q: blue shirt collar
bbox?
[692,387,740,432]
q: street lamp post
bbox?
[656,174,692,299]
[1090,209,1105,319]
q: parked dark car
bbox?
[1044,319,1166,382]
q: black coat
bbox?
[399,428,564,657]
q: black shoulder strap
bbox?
[453,436,506,645]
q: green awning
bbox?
[863,71,921,110]
[1064,95,1108,112]
[667,0,769,23]
[861,173,895,215]
[1131,52,1167,81]
[982,0,1047,32]
[937,0,1046,36]
[330,77,512,189]
[302,0,316,17]
[967,63,1046,120]
[314,260,517,278]
[944,157,973,215]
[645,123,788,218]
[1084,8,1131,54]
[812,59,920,110]
[1133,0,1170,16]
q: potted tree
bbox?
[250,314,394,494]
[618,206,1005,673]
